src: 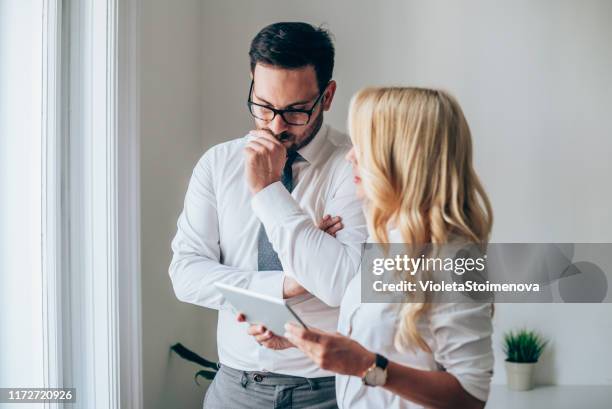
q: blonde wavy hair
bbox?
[348,87,493,352]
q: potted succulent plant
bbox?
[503,329,548,391]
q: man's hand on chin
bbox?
[244,130,287,195]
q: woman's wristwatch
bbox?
[362,353,389,387]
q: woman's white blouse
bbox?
[335,232,494,409]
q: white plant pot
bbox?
[505,361,536,391]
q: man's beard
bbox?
[271,112,324,154]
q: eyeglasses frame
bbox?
[246,79,329,126]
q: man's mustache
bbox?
[277,132,294,141]
[256,127,295,142]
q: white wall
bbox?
[0,0,45,398]
[140,1,217,408]
[198,0,612,386]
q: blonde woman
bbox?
[282,87,495,409]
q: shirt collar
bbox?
[297,124,329,165]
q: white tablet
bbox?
[215,282,308,335]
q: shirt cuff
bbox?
[248,270,284,299]
[251,181,301,230]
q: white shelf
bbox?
[487,385,612,408]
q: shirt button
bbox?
[254,374,263,382]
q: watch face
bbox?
[365,367,387,386]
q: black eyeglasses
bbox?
[247,79,327,126]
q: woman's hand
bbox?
[284,322,375,377]
[237,313,294,350]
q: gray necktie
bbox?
[257,151,300,271]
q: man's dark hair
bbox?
[249,22,335,92]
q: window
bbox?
[0,0,45,392]
[0,1,142,407]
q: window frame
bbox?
[41,0,143,408]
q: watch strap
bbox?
[375,353,389,370]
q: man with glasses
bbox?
[169,22,366,408]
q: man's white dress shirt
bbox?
[336,229,494,408]
[169,125,367,378]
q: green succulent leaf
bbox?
[503,328,548,363]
